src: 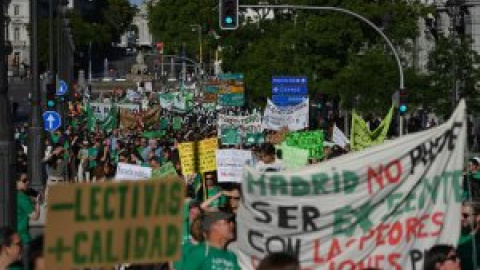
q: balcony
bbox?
[11,40,27,48]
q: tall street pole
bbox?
[0,0,17,227]
[28,0,44,191]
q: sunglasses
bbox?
[445,254,459,262]
[20,178,28,183]
[229,196,240,200]
[462,213,472,218]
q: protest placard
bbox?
[237,100,467,270]
[221,128,240,145]
[115,162,152,180]
[173,117,182,130]
[217,113,263,141]
[286,130,324,158]
[262,98,309,131]
[280,142,309,170]
[45,179,184,269]
[178,142,195,176]
[154,161,178,178]
[216,149,252,183]
[198,138,218,173]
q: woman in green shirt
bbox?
[16,173,40,270]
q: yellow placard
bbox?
[199,138,218,173]
[45,179,184,269]
[178,142,195,176]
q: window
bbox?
[14,5,20,16]
[14,28,20,41]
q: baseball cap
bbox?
[202,211,233,232]
[470,157,480,165]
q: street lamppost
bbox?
[28,0,45,192]
[0,0,17,227]
[190,24,203,75]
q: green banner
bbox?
[286,130,324,158]
[245,133,265,145]
[173,117,182,130]
[221,128,241,145]
[152,162,178,178]
[160,118,169,130]
[142,131,166,139]
[219,93,244,107]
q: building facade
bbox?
[6,0,30,77]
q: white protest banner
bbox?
[216,149,252,183]
[90,102,112,121]
[115,162,152,180]
[262,98,309,131]
[217,112,263,138]
[238,100,466,270]
[333,124,350,149]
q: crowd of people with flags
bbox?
[1,82,480,270]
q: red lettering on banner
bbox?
[376,222,389,246]
[388,221,403,245]
[313,239,326,263]
[367,159,402,194]
[328,239,342,260]
[431,212,444,236]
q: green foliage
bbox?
[148,0,430,112]
[426,35,480,115]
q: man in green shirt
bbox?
[182,211,240,270]
[458,202,480,270]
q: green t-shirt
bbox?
[17,191,33,244]
[151,168,163,178]
[88,147,98,168]
[181,242,241,270]
[181,201,190,244]
[173,240,198,270]
[207,186,226,208]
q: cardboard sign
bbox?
[237,101,467,270]
[45,179,185,269]
[115,163,152,180]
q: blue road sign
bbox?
[272,95,307,106]
[272,85,308,95]
[272,76,307,85]
[56,80,68,96]
[42,111,61,131]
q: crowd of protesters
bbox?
[2,86,480,270]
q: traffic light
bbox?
[219,0,238,30]
[399,88,408,115]
[46,83,56,109]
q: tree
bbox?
[426,35,480,116]
[148,0,427,111]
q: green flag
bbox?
[350,106,394,151]
[101,106,118,133]
[173,117,182,130]
[85,103,96,132]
